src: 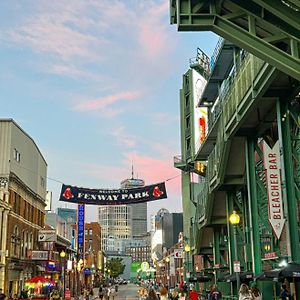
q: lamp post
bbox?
[165,257,170,287]
[184,244,191,280]
[229,211,240,293]
[60,250,66,298]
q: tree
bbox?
[106,258,125,278]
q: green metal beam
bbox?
[229,0,300,39]
[277,100,300,263]
[245,138,262,275]
[180,14,300,80]
[173,0,300,80]
[251,0,300,33]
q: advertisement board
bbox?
[77,204,85,261]
[192,70,208,155]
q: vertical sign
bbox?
[77,204,85,261]
[263,141,285,239]
[192,69,208,155]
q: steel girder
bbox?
[170,0,300,81]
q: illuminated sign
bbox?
[77,204,85,261]
[194,161,206,176]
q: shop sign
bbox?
[263,141,285,239]
[77,204,85,261]
[262,252,278,260]
[38,230,56,242]
[30,251,48,260]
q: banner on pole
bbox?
[59,182,167,205]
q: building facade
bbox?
[0,119,47,295]
[171,1,300,297]
[98,177,147,251]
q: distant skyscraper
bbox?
[57,207,77,224]
[98,174,148,251]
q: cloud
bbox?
[137,1,173,60]
[111,126,136,148]
[74,90,140,112]
[123,152,181,194]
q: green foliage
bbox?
[106,258,125,278]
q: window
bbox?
[89,229,93,235]
[11,226,20,257]
[13,148,21,163]
[40,176,45,188]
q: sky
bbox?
[0,0,219,226]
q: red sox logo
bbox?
[153,186,164,198]
[63,188,74,200]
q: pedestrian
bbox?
[178,291,186,300]
[279,284,291,300]
[147,289,158,300]
[98,286,104,300]
[211,285,222,300]
[170,290,179,300]
[0,289,6,300]
[109,286,116,300]
[189,287,198,300]
[88,289,94,300]
[250,284,261,300]
[49,287,62,300]
[160,287,169,300]
[238,284,252,300]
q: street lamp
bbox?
[229,211,240,293]
[60,250,66,298]
[165,257,170,287]
[184,244,191,279]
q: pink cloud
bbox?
[74,91,140,112]
[111,126,136,148]
[137,2,175,60]
[123,152,181,195]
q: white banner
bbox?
[38,229,57,242]
[263,141,285,239]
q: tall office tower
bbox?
[120,178,147,239]
[98,175,147,251]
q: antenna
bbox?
[131,165,134,179]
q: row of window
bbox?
[10,191,44,227]
[10,226,33,258]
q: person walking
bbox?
[109,286,116,300]
[0,289,6,300]
[209,285,222,300]
[160,287,169,300]
[279,284,291,300]
[147,289,158,300]
[189,287,199,300]
[250,284,261,300]
[238,284,252,300]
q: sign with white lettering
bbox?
[77,204,85,261]
[59,182,167,205]
[263,141,285,239]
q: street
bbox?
[113,284,139,300]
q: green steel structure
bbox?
[171,0,300,298]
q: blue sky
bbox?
[0,0,219,224]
